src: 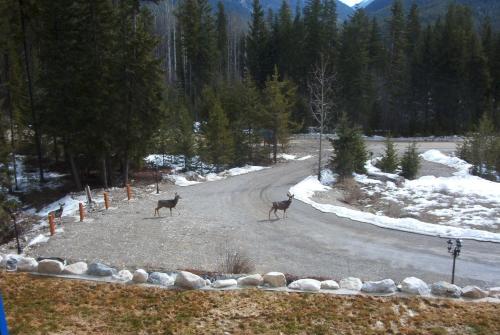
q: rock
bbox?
[461,286,488,299]
[174,271,206,289]
[212,279,237,288]
[263,272,286,288]
[320,280,340,290]
[489,287,500,298]
[288,279,321,292]
[340,277,363,291]
[63,262,88,275]
[237,274,264,286]
[1,254,22,270]
[400,277,430,296]
[38,259,64,274]
[362,279,397,294]
[16,257,38,272]
[114,270,133,282]
[148,272,174,286]
[87,262,116,276]
[431,281,462,298]
[132,269,148,283]
[205,279,211,286]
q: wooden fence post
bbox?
[126,184,132,201]
[104,192,109,209]
[79,203,85,222]
[48,214,55,236]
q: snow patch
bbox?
[28,234,50,246]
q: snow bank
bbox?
[37,194,89,217]
[165,175,201,187]
[277,153,313,161]
[420,149,471,175]
[28,234,50,246]
[166,165,269,187]
[225,165,269,176]
[290,176,500,243]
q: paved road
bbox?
[31,141,500,287]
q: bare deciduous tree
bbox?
[308,56,336,181]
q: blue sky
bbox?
[339,0,362,6]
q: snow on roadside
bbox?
[420,149,471,176]
[277,153,314,161]
[166,165,269,187]
[165,175,201,187]
[290,176,500,243]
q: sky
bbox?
[338,0,362,6]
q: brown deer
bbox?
[154,193,181,217]
[269,192,294,220]
[49,203,65,223]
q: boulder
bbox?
[288,279,321,292]
[38,259,64,274]
[488,287,500,298]
[212,279,237,288]
[205,279,211,286]
[132,269,148,283]
[263,272,286,288]
[461,286,488,299]
[87,262,116,276]
[431,281,462,298]
[320,280,340,290]
[175,271,206,289]
[237,274,264,287]
[400,277,430,296]
[114,270,133,282]
[362,279,397,294]
[1,254,22,270]
[16,257,38,272]
[63,262,88,275]
[148,272,174,286]
[340,277,363,291]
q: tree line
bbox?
[0,0,499,201]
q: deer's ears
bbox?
[59,203,65,206]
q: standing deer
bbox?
[269,192,294,220]
[154,193,181,217]
[49,203,65,223]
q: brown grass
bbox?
[1,272,500,334]
[339,178,363,205]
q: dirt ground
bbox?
[1,272,499,335]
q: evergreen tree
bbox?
[329,114,367,179]
[264,67,296,163]
[246,0,268,86]
[202,88,234,170]
[376,137,398,173]
[400,142,420,179]
[215,1,228,80]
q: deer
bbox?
[269,192,294,220]
[49,203,65,223]
[154,193,181,217]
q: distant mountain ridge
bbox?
[363,0,500,30]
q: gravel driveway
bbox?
[29,139,500,287]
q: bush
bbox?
[400,142,420,180]
[459,114,499,181]
[339,178,363,204]
[218,244,255,274]
[376,137,398,173]
[329,115,367,180]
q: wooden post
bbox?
[126,184,132,201]
[104,192,109,209]
[85,185,93,206]
[49,214,55,236]
[79,203,84,222]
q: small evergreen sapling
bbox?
[400,142,420,180]
[329,115,367,180]
[376,137,398,173]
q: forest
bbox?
[0,0,499,199]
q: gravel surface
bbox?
[28,138,500,287]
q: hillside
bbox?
[364,0,500,29]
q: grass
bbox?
[1,272,500,334]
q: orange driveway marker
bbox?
[49,214,55,236]
[104,192,109,209]
[79,203,85,222]
[126,184,132,201]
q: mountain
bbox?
[363,0,500,30]
[356,0,376,8]
[217,0,355,21]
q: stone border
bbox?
[1,254,499,302]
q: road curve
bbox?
[32,154,500,287]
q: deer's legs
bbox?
[170,208,173,216]
[283,209,287,218]
[268,207,274,220]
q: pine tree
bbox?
[400,142,420,179]
[376,137,398,173]
[246,0,268,86]
[329,114,367,180]
[202,88,234,170]
[215,1,228,80]
[264,67,296,163]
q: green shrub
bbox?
[376,137,399,173]
[400,142,420,180]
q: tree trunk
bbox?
[53,136,59,164]
[318,123,323,181]
[2,53,18,191]
[101,154,108,189]
[18,0,44,183]
[68,150,82,191]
